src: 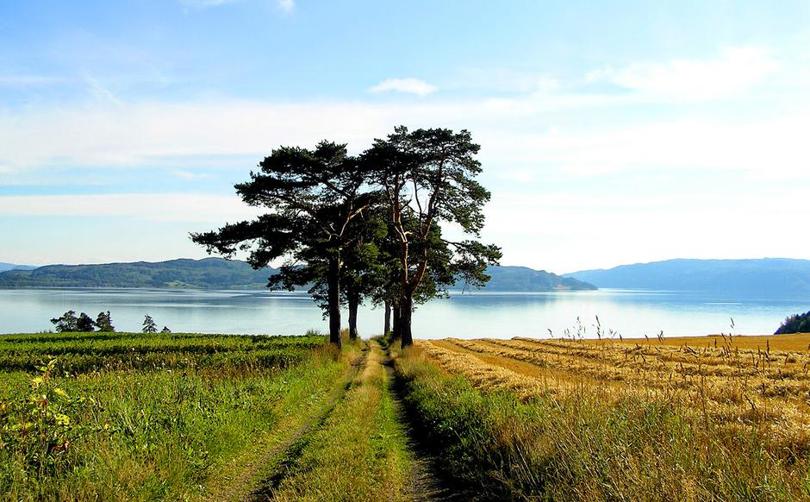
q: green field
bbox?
[0,332,355,500]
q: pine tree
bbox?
[142,315,157,333]
[192,141,375,347]
[365,127,501,346]
[95,311,115,332]
[76,312,96,332]
[50,310,79,333]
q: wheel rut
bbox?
[382,347,473,501]
[223,349,367,502]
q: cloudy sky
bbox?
[1,0,809,273]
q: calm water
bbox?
[1,288,808,338]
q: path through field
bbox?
[226,340,457,501]
[382,350,466,502]
[203,349,365,501]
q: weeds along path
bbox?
[202,346,366,502]
[385,344,471,501]
[252,341,413,501]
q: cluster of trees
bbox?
[50,310,114,333]
[192,126,501,347]
[775,311,810,335]
[49,311,170,334]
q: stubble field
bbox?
[396,332,810,499]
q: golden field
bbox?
[418,332,810,451]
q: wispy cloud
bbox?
[369,78,437,96]
[0,193,258,223]
[278,0,294,13]
[586,47,778,102]
[1,95,808,184]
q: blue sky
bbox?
[1,0,809,272]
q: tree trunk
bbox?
[348,292,359,341]
[327,257,342,347]
[383,300,391,335]
[400,294,413,348]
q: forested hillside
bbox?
[0,259,595,291]
[0,258,276,289]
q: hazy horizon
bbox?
[2,1,809,271]
[4,255,810,277]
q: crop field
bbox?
[0,331,369,500]
[419,334,810,441]
[395,333,810,499]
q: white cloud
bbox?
[0,99,478,170]
[478,113,810,178]
[278,0,294,13]
[1,96,809,183]
[587,47,778,102]
[0,193,258,223]
[369,78,437,96]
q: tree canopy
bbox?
[364,126,501,346]
[192,127,500,347]
[191,141,376,346]
[775,311,810,335]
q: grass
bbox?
[0,331,350,500]
[267,339,413,501]
[0,331,324,374]
[7,328,809,500]
[395,337,810,500]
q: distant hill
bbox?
[0,262,35,272]
[0,258,595,292]
[0,258,277,289]
[484,266,596,292]
[566,258,810,296]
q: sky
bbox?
[1,0,809,273]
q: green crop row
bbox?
[0,331,343,500]
[0,332,325,374]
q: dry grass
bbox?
[398,334,810,500]
[600,331,810,352]
[419,333,810,454]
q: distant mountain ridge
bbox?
[566,258,810,296]
[0,263,35,273]
[0,258,595,292]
